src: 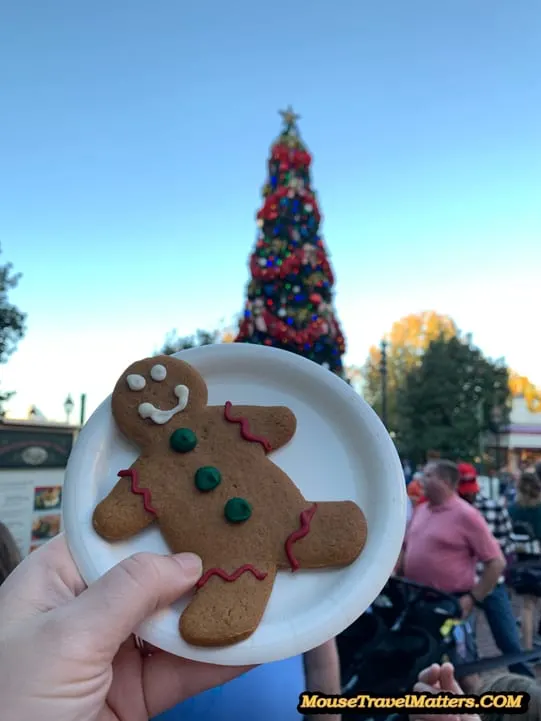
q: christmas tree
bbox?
[235,107,347,377]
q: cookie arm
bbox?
[92,465,156,542]
[284,501,367,570]
[222,403,296,452]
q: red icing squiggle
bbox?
[118,468,157,516]
[223,401,272,453]
[196,564,268,589]
[285,503,318,571]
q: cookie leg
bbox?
[285,501,367,570]
[180,562,277,647]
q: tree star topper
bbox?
[279,105,301,129]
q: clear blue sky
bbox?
[1,0,540,422]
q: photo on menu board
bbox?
[34,485,62,512]
[32,514,61,541]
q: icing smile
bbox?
[138,384,190,425]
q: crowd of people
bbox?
[1,459,541,720]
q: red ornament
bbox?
[310,293,322,304]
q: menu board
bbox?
[0,470,65,556]
[0,425,74,557]
[31,482,64,552]
[0,479,35,556]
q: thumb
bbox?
[417,664,441,687]
[66,551,202,656]
[439,662,462,694]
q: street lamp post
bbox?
[64,394,75,425]
[380,339,388,429]
[79,393,87,427]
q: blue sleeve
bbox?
[153,657,306,721]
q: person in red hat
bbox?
[456,462,480,499]
[457,462,534,678]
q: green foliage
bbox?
[0,247,26,415]
[395,334,510,464]
[362,311,457,431]
[159,328,219,355]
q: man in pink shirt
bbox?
[397,460,505,691]
[400,459,505,619]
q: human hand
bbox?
[415,661,464,694]
[0,534,252,721]
[409,663,480,721]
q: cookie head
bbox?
[111,354,208,447]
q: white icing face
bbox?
[127,374,146,391]
[138,384,190,424]
[150,364,167,382]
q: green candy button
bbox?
[169,428,197,453]
[195,466,221,492]
[224,497,252,524]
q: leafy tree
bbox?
[395,334,510,464]
[509,371,541,413]
[159,328,219,355]
[363,311,457,430]
[235,107,347,378]
[0,248,26,414]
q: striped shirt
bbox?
[474,494,514,584]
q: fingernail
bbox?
[173,553,202,578]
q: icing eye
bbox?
[127,374,146,391]
[150,364,167,382]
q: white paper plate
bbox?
[63,343,406,666]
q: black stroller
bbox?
[337,576,463,699]
[337,575,541,719]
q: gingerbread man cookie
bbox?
[92,355,368,647]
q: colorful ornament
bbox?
[255,315,267,331]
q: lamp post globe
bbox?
[64,394,75,424]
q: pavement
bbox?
[475,590,541,682]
